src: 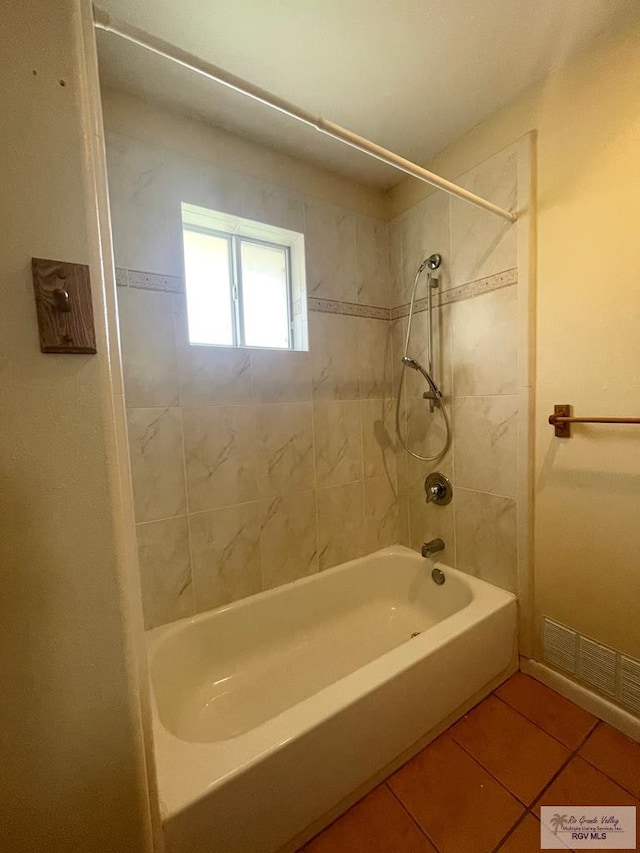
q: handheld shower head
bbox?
[417,253,442,274]
[401,356,420,370]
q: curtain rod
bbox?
[93,6,518,223]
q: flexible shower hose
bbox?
[394,263,452,462]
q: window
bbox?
[181,203,307,350]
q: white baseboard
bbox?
[521,657,640,743]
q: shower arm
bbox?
[92,6,517,224]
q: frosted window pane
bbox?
[183,229,233,345]
[241,241,289,348]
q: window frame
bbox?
[181,203,306,351]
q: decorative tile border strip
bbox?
[116,267,390,319]
[114,267,129,288]
[307,297,390,321]
[116,268,185,294]
[115,266,516,320]
[391,267,517,320]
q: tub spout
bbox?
[421,538,445,558]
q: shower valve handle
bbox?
[426,483,445,503]
[424,472,453,506]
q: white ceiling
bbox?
[96,0,635,189]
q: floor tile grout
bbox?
[492,687,597,751]
[575,721,640,803]
[487,692,602,853]
[492,686,640,805]
[449,687,578,809]
[528,717,601,815]
[384,781,442,853]
[571,753,640,805]
[448,732,532,809]
[489,807,532,853]
[392,682,603,851]
[492,805,576,853]
[301,676,639,853]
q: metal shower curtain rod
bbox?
[93,6,517,223]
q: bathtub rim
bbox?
[147,543,472,644]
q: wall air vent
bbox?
[619,656,640,715]
[543,617,640,715]
[543,618,577,673]
[577,636,617,696]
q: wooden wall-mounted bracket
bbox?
[32,258,97,353]
[549,404,572,437]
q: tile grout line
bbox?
[310,382,321,575]
[358,397,367,556]
[376,689,533,851]
[489,807,533,853]
[353,316,364,564]
[252,402,268,596]
[490,806,573,853]
[576,724,640,801]
[469,683,640,815]
[441,683,598,847]
[447,731,531,810]
[491,690,597,751]
[173,297,196,618]
[457,681,600,852]
[177,406,197,617]
[308,680,637,853]
[384,781,443,853]
[535,719,640,808]
[528,717,601,815]
[303,680,622,852]
[302,198,321,581]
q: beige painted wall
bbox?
[0,1,154,850]
[390,11,640,659]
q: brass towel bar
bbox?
[549,404,640,437]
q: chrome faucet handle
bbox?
[421,538,445,558]
[426,482,444,502]
[424,472,453,505]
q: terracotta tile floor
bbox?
[300,672,640,853]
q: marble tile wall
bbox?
[390,144,522,595]
[108,125,526,626]
[107,130,398,628]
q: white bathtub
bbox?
[147,545,517,853]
